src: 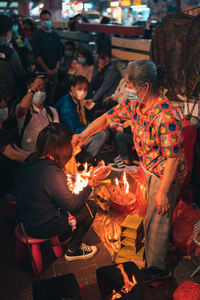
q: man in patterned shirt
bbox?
[72,59,187,283]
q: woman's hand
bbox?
[72,133,85,148]
[155,191,170,216]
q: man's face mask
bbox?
[0,107,8,122]
[32,91,46,105]
[76,90,87,101]
[78,57,86,65]
[13,25,19,33]
[41,20,52,30]
[65,50,73,57]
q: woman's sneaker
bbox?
[65,243,97,261]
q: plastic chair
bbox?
[190,220,200,278]
[14,224,63,274]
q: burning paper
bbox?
[66,161,111,194]
[110,172,136,206]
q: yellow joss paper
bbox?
[64,155,77,176]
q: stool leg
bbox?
[50,236,63,258]
[14,240,25,262]
[32,244,43,274]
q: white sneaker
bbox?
[65,243,97,261]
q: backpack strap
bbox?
[44,105,54,122]
[18,109,32,147]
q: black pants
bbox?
[59,200,97,251]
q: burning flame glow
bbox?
[114,172,129,194]
[123,172,129,194]
[67,163,91,194]
[115,178,119,186]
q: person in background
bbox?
[75,48,94,83]
[56,76,109,163]
[72,59,187,283]
[32,9,62,105]
[0,92,28,196]
[68,14,87,31]
[15,123,98,261]
[0,14,25,99]
[87,48,121,110]
[103,78,127,109]
[57,41,76,98]
[11,19,32,70]
[16,75,59,153]
[59,41,76,75]
[21,18,36,42]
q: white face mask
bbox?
[76,90,87,100]
[78,57,86,65]
[65,50,73,57]
[126,88,139,101]
[0,107,8,122]
[32,91,46,105]
[126,84,146,103]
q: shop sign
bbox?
[110,1,120,7]
[121,0,131,7]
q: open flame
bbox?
[122,172,129,194]
[66,161,110,194]
[114,172,129,194]
[111,264,137,299]
[67,162,91,194]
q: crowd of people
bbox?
[0,9,187,286]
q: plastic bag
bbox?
[172,200,200,254]
[173,280,200,300]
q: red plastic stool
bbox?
[14,224,63,274]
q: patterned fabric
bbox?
[106,93,187,184]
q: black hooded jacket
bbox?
[15,158,92,238]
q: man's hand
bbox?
[98,60,106,72]
[84,99,95,110]
[31,75,45,91]
[155,191,170,216]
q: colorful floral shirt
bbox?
[106,94,187,184]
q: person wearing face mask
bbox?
[0,15,25,99]
[11,19,32,70]
[72,59,187,283]
[74,48,94,83]
[87,48,121,110]
[32,10,62,105]
[56,76,109,162]
[57,41,76,99]
[16,75,59,153]
[59,41,76,75]
[0,93,28,196]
